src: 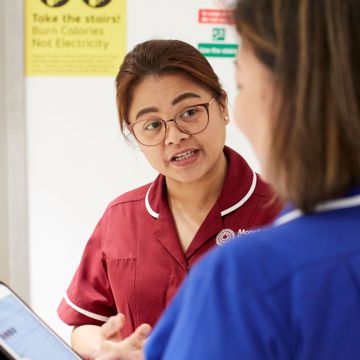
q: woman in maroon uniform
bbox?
[57,39,281,357]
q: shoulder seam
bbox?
[109,197,145,208]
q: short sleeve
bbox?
[57,208,117,326]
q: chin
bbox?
[169,169,206,184]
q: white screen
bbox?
[0,286,80,360]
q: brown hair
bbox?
[115,39,225,132]
[234,0,360,212]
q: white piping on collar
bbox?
[145,182,159,219]
[274,193,360,227]
[145,171,257,219]
[221,171,257,216]
[64,292,110,323]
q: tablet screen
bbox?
[0,285,81,360]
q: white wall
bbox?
[0,0,9,283]
[27,78,156,340]
[1,0,30,300]
[27,0,258,341]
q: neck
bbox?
[166,152,228,213]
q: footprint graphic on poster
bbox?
[41,0,69,7]
[83,0,112,8]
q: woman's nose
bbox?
[164,121,190,145]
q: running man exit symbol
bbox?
[212,28,226,41]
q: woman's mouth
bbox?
[170,149,200,166]
[172,150,198,161]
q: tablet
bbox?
[0,282,82,360]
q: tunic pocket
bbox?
[106,258,137,337]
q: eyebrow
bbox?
[172,92,201,106]
[135,92,201,120]
[135,106,158,120]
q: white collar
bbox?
[145,182,159,219]
[274,193,360,227]
[145,171,257,219]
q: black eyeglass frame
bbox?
[127,95,217,147]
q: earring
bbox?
[224,115,229,121]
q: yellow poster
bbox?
[25,0,126,76]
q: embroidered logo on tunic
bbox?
[216,228,258,246]
[216,228,236,246]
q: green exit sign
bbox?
[212,28,226,41]
[198,43,238,58]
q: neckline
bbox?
[145,170,257,219]
[144,146,258,219]
[274,191,360,227]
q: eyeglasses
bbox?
[128,95,217,146]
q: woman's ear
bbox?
[218,91,230,124]
[218,91,228,108]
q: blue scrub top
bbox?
[145,187,360,359]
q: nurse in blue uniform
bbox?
[142,0,360,359]
[89,0,360,359]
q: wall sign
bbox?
[197,5,238,58]
[25,0,126,76]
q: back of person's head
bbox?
[235,0,360,211]
[115,39,225,133]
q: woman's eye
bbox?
[145,121,162,130]
[182,107,198,119]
